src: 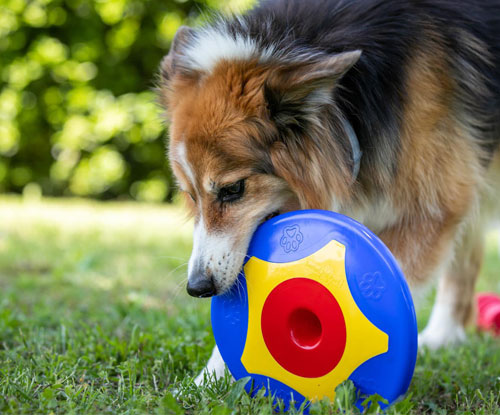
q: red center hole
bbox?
[288,308,323,349]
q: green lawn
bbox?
[0,196,499,414]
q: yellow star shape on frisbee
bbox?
[241,240,389,401]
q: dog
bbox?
[158,0,500,384]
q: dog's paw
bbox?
[194,370,208,386]
[193,345,229,386]
[194,366,235,387]
[418,324,466,350]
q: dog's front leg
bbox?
[417,217,484,349]
[378,216,470,349]
[194,344,229,385]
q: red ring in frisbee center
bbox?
[261,278,346,378]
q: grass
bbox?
[0,195,499,414]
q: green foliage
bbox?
[0,0,254,201]
[0,196,499,414]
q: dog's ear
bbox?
[265,51,361,209]
[158,26,199,111]
[270,138,354,210]
[264,51,361,129]
[160,26,196,82]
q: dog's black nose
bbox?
[186,275,216,298]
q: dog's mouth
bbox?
[204,211,281,296]
[263,210,280,222]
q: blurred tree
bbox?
[0,0,255,202]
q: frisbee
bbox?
[211,210,417,410]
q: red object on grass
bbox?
[477,293,500,336]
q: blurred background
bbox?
[0,0,254,204]
[1,2,499,413]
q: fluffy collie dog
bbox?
[158,0,500,382]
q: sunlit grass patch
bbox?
[0,196,499,414]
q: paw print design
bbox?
[280,225,304,253]
[358,272,386,300]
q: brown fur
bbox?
[375,47,487,330]
[379,48,481,284]
[167,61,288,237]
[161,19,499,341]
[166,53,492,294]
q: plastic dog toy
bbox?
[477,292,500,336]
[211,210,417,410]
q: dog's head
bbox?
[158,26,361,297]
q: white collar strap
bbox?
[341,117,362,182]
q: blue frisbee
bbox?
[211,210,417,410]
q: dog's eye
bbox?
[218,179,245,203]
[182,190,196,202]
